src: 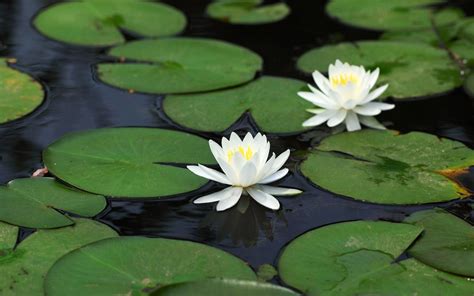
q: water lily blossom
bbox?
[187,132,302,211]
[298,59,394,131]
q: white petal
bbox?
[209,140,224,160]
[239,162,257,187]
[368,68,380,89]
[259,168,289,184]
[307,108,325,114]
[353,104,382,116]
[361,84,389,104]
[327,109,347,127]
[242,132,254,146]
[216,187,243,211]
[231,151,246,171]
[359,115,386,130]
[187,165,231,185]
[302,110,337,127]
[297,91,334,109]
[216,157,239,184]
[366,102,395,111]
[246,187,280,210]
[265,149,290,178]
[312,71,331,94]
[229,132,242,147]
[194,187,234,204]
[345,111,361,132]
[256,185,302,196]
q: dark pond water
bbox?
[1,0,474,277]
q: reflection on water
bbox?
[0,0,473,269]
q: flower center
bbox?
[331,73,359,86]
[227,146,254,161]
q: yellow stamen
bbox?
[331,73,358,86]
[227,146,254,161]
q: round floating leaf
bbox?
[0,178,106,228]
[405,208,474,277]
[297,41,462,99]
[278,220,423,295]
[97,38,263,94]
[207,0,290,25]
[0,58,44,124]
[33,0,186,46]
[43,128,216,198]
[326,0,461,31]
[45,237,256,295]
[256,264,278,282]
[0,219,117,296]
[152,278,298,296]
[163,76,312,133]
[301,130,474,204]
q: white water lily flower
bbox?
[187,132,302,211]
[298,59,395,131]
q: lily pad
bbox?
[44,237,256,295]
[33,0,186,46]
[152,278,298,296]
[0,221,18,255]
[207,0,290,25]
[300,130,474,204]
[0,58,44,124]
[405,208,474,277]
[0,177,106,228]
[0,218,118,296]
[163,76,311,133]
[97,38,263,94]
[326,0,462,31]
[279,220,474,295]
[43,128,216,198]
[297,41,462,99]
[278,220,423,295]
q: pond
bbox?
[0,0,474,295]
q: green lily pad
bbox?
[326,0,462,31]
[297,41,462,99]
[97,38,263,94]
[44,237,256,295]
[0,178,106,228]
[152,278,298,296]
[0,58,44,124]
[33,0,186,46]
[207,0,290,25]
[0,221,18,256]
[279,220,474,295]
[405,208,474,277]
[300,130,474,204]
[0,218,117,296]
[256,264,278,282]
[163,76,312,133]
[43,128,216,198]
[278,220,423,295]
